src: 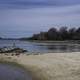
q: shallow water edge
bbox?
[0,60,32,80]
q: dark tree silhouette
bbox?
[47,27,58,40]
[26,27,80,41]
[59,27,69,40]
[68,28,76,40]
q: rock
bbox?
[0,47,28,53]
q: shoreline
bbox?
[0,62,32,80]
[0,52,80,80]
[1,39,80,43]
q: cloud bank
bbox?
[0,0,80,37]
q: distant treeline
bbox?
[21,27,80,41]
[0,38,18,40]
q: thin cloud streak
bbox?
[0,0,80,9]
[0,5,80,30]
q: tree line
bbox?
[25,27,80,41]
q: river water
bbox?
[0,63,32,80]
[0,40,80,53]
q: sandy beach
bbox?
[0,52,80,80]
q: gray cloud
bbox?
[0,5,80,32]
[0,0,80,37]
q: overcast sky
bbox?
[0,0,80,38]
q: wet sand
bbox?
[1,52,80,80]
[0,63,32,80]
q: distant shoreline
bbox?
[1,38,80,44]
[0,38,19,40]
[21,39,80,43]
[1,37,80,42]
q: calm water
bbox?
[0,40,80,53]
[0,63,32,80]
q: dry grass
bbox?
[0,52,80,80]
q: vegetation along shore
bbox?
[20,27,80,41]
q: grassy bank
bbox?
[0,53,80,80]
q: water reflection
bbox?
[0,40,80,53]
[46,44,80,53]
[0,64,32,80]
